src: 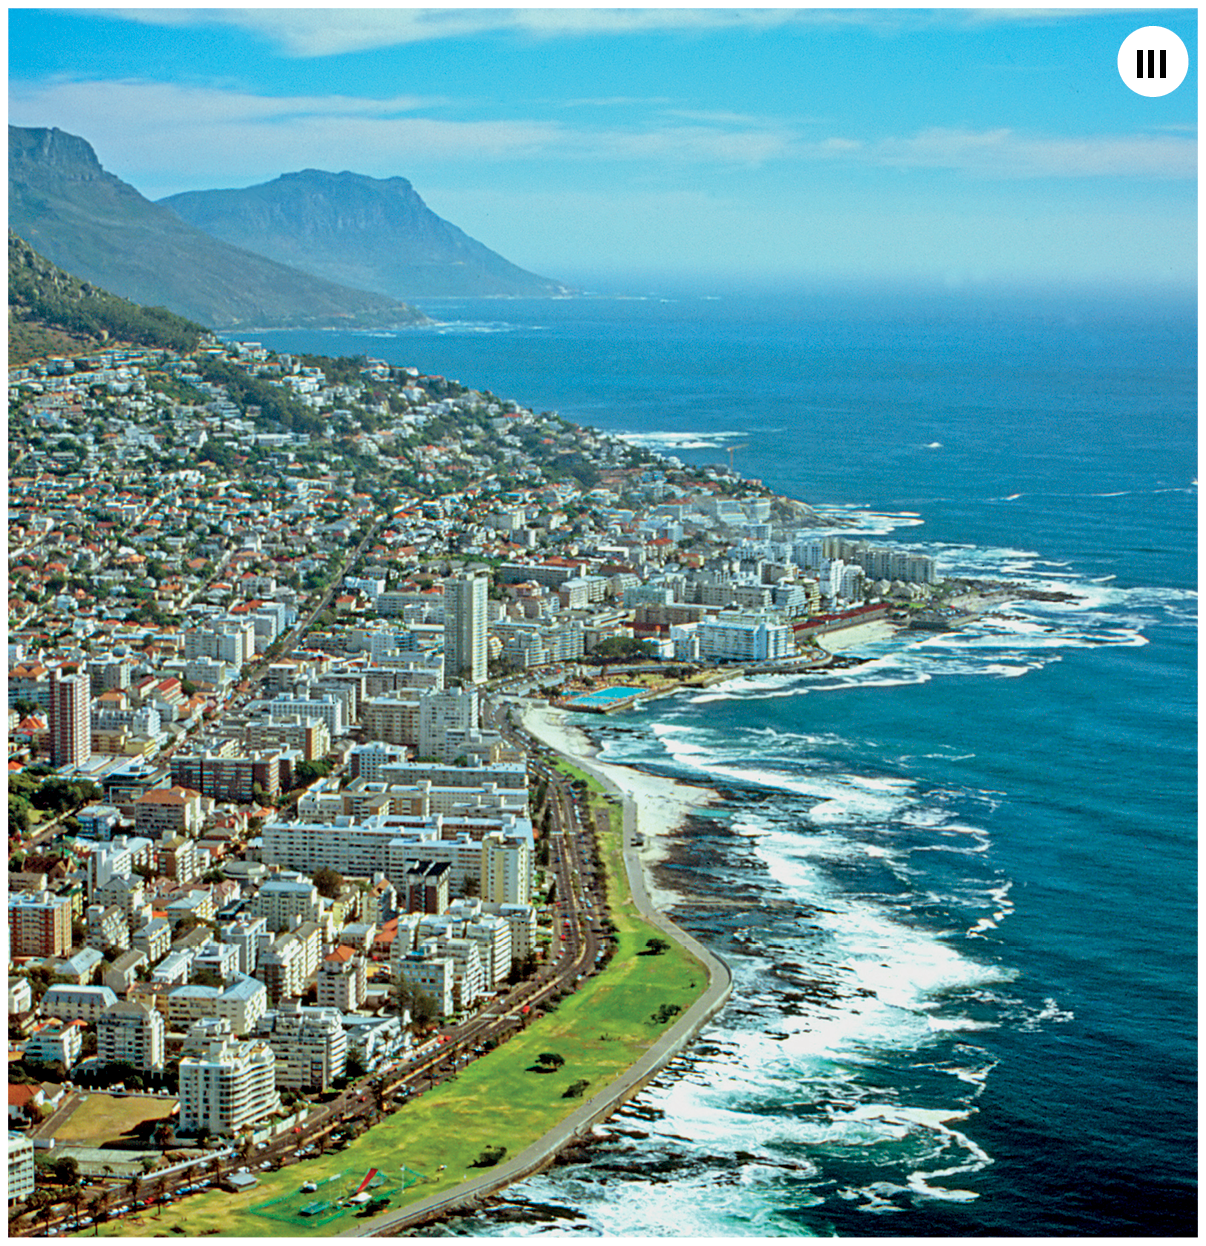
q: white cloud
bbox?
[11,77,1195,202]
[107,7,810,57]
[866,127,1197,180]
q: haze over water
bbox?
[250,286,1196,1235]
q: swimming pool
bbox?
[564,685,644,709]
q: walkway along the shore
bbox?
[348,723,733,1238]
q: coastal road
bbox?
[347,706,733,1238]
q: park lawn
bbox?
[551,757,606,795]
[53,1093,176,1145]
[96,935,705,1239]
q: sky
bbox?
[7,6,1198,295]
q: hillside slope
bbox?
[9,231,209,364]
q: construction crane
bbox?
[727,443,749,473]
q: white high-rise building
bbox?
[178,1019,279,1136]
[443,573,487,685]
[97,1000,165,1072]
[481,832,532,906]
[418,686,479,761]
[255,1001,347,1091]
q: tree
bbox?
[30,1189,54,1236]
[644,937,671,956]
[311,865,344,899]
[153,1121,175,1155]
[87,1189,109,1235]
[50,1155,80,1187]
[536,1052,565,1071]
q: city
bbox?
[9,337,952,1236]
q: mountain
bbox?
[9,231,208,364]
[160,169,573,299]
[9,126,428,330]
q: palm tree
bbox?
[34,1191,54,1236]
[67,1182,85,1225]
[125,1172,141,1207]
[153,1120,175,1156]
[88,1190,109,1235]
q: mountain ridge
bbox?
[8,126,430,331]
[160,168,574,300]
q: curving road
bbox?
[349,703,732,1237]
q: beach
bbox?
[520,702,719,912]
[814,618,899,652]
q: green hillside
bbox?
[9,232,209,364]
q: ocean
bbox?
[248,287,1196,1236]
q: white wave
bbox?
[419,319,538,334]
[616,430,746,449]
[1019,997,1074,1031]
[926,1016,998,1033]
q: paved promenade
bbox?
[350,724,732,1237]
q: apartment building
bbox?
[50,665,91,769]
[444,572,487,685]
[9,890,72,958]
[23,1018,85,1069]
[8,1133,35,1205]
[41,984,118,1024]
[255,1002,347,1091]
[697,609,794,662]
[177,1020,279,1137]
[316,948,367,1013]
[96,1000,165,1071]
[134,786,204,838]
[252,873,321,933]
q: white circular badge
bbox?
[1118,26,1189,96]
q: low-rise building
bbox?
[41,984,118,1024]
[23,1018,85,1069]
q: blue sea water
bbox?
[249,288,1196,1236]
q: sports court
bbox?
[248,1165,422,1228]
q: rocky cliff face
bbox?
[161,169,573,299]
[9,126,428,329]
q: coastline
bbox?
[339,703,734,1237]
[520,701,720,913]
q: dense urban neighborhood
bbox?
[9,333,952,1236]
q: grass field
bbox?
[53,1093,176,1146]
[92,769,708,1237]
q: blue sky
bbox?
[8,7,1197,294]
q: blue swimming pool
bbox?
[565,685,644,708]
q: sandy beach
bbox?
[815,618,899,652]
[520,702,718,912]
